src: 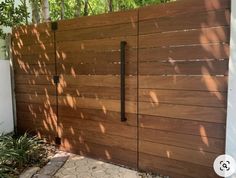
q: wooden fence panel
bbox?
[12,0,230,177]
[12,23,57,142]
[56,10,138,168]
[138,0,230,177]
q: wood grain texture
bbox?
[139,76,227,92]
[139,114,226,139]
[139,26,230,48]
[139,89,227,107]
[139,102,226,123]
[58,86,137,101]
[56,23,137,42]
[139,60,228,75]
[139,0,230,20]
[58,106,137,127]
[139,44,229,62]
[139,9,230,34]
[139,140,218,167]
[139,153,219,178]
[60,140,137,169]
[139,128,224,154]
[57,10,138,31]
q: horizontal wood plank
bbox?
[56,23,137,42]
[12,43,54,56]
[139,9,230,34]
[58,96,137,113]
[58,106,137,127]
[139,140,218,167]
[15,75,55,85]
[12,22,51,37]
[58,86,136,101]
[139,0,230,20]
[139,76,227,92]
[58,117,137,139]
[15,85,56,95]
[139,89,226,107]
[139,44,229,62]
[59,75,137,88]
[139,60,228,75]
[57,49,137,63]
[139,115,226,139]
[139,153,219,178]
[14,64,55,75]
[57,62,137,75]
[61,129,137,152]
[57,10,137,31]
[139,128,224,154]
[60,140,137,169]
[13,53,55,65]
[139,26,230,48]
[56,36,137,52]
[139,102,226,123]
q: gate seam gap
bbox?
[53,26,59,139]
[137,9,140,172]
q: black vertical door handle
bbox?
[120,41,127,122]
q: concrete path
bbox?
[53,154,162,178]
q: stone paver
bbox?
[53,154,162,178]
[33,152,70,178]
[19,167,40,178]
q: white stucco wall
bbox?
[0,60,14,134]
[226,0,236,178]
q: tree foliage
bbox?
[0,0,174,37]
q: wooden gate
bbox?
[12,23,58,142]
[55,10,138,168]
[138,0,230,177]
[12,0,230,177]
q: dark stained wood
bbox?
[139,114,226,139]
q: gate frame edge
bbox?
[226,1,236,177]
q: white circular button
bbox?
[213,154,236,177]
